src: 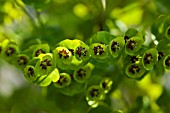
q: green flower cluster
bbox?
[1,15,170,107]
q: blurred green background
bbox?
[0,0,170,113]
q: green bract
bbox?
[35,53,55,75]
[125,63,145,79]
[86,85,105,101]
[125,36,143,55]
[54,39,87,70]
[14,54,30,69]
[100,78,113,93]
[53,47,73,64]
[75,41,90,61]
[24,65,37,82]
[1,43,19,62]
[163,16,170,39]
[90,43,109,59]
[89,31,115,45]
[54,73,71,88]
[163,55,170,70]
[36,68,60,87]
[32,44,50,57]
[142,48,158,70]
[124,28,138,43]
[73,62,94,83]
[109,37,125,58]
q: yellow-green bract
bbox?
[109,37,125,58]
[142,48,158,70]
[73,62,94,83]
[53,73,71,88]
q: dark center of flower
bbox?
[68,49,74,56]
[165,56,170,67]
[144,53,153,64]
[158,52,164,60]
[5,47,15,56]
[167,28,170,36]
[58,49,70,59]
[93,45,104,55]
[127,40,136,50]
[129,64,140,75]
[102,82,107,89]
[124,36,130,43]
[76,47,87,57]
[90,88,100,97]
[35,49,45,57]
[40,59,51,70]
[77,69,86,78]
[111,41,119,52]
[57,75,67,86]
[17,56,28,65]
[0,46,2,53]
[28,67,34,77]
[130,56,138,63]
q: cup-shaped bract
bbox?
[90,43,109,59]
[125,36,143,55]
[100,78,113,93]
[109,37,125,58]
[57,39,81,50]
[36,68,60,87]
[142,48,158,70]
[86,85,105,101]
[1,43,19,62]
[89,31,116,45]
[32,44,50,57]
[54,73,71,88]
[75,41,90,61]
[151,15,166,40]
[163,55,170,70]
[124,28,138,43]
[163,16,170,39]
[35,53,55,75]
[125,63,145,79]
[73,62,94,83]
[14,54,30,69]
[24,65,37,82]
[53,47,73,64]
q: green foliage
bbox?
[1,0,170,113]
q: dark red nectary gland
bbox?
[76,47,87,57]
[68,49,74,56]
[93,45,104,55]
[111,41,119,52]
[35,49,45,57]
[158,52,164,60]
[127,40,136,50]
[0,47,2,53]
[58,49,69,59]
[165,56,170,67]
[57,75,67,86]
[124,36,130,43]
[17,56,27,65]
[5,47,15,56]
[102,82,107,89]
[90,88,99,97]
[144,53,153,64]
[28,67,34,77]
[40,59,51,70]
[167,28,170,36]
[130,56,138,63]
[77,69,86,78]
[129,65,140,75]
